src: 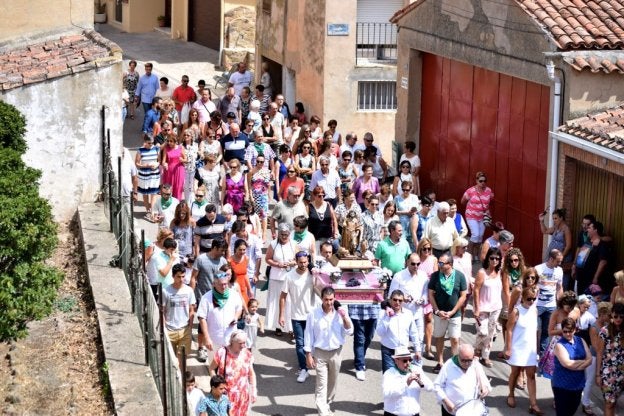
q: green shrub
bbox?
[0,101,26,153]
[0,103,62,341]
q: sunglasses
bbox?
[399,358,411,363]
[478,179,487,183]
[343,158,352,162]
[196,194,204,198]
[302,146,311,149]
[263,117,270,120]
[410,262,420,266]
[510,258,520,262]
[525,297,536,302]
[438,261,450,267]
[489,256,501,261]
[391,298,404,303]
[562,329,575,334]
[526,275,537,280]
[288,170,296,173]
[422,247,432,252]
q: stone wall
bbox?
[1,63,123,221]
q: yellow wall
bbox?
[105,0,164,33]
[171,0,189,40]
[566,69,624,119]
[0,0,93,45]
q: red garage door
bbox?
[419,53,549,264]
[189,0,221,50]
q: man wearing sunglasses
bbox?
[428,253,468,373]
[383,345,434,416]
[434,343,491,416]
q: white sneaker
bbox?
[297,369,309,383]
[355,370,366,381]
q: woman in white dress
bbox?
[194,154,222,209]
[504,286,541,413]
[392,160,416,197]
[264,223,297,335]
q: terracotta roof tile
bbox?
[0,30,121,92]
[516,0,624,50]
[562,50,624,72]
[391,0,624,51]
[559,106,624,154]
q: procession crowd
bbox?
[122,60,624,416]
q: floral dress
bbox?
[250,168,272,219]
[213,347,254,416]
[599,326,624,402]
[123,70,139,98]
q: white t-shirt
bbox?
[535,262,563,308]
[228,71,252,96]
[281,269,317,320]
[162,284,196,330]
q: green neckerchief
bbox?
[253,143,264,155]
[294,230,307,243]
[213,287,230,308]
[509,268,521,286]
[439,270,456,296]
[161,196,173,210]
[452,354,461,367]
[195,198,207,208]
[395,362,409,375]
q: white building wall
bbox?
[1,63,123,221]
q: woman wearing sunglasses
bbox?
[504,286,541,413]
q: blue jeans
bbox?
[537,305,555,353]
[292,319,307,370]
[380,344,395,373]
[352,318,377,371]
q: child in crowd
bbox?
[198,375,231,416]
[244,298,265,349]
[185,371,205,416]
[377,183,393,212]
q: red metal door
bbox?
[419,54,549,264]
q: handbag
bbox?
[475,187,492,226]
[180,102,191,124]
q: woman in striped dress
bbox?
[135,135,161,218]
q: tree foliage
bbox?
[0,102,62,341]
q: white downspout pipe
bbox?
[546,60,561,242]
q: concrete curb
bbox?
[77,202,162,415]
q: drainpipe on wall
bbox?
[546,60,561,242]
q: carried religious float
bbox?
[312,211,390,303]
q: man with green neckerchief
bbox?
[427,253,467,374]
[197,269,243,353]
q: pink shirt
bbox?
[477,272,502,312]
[463,186,494,221]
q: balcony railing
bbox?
[356,22,398,66]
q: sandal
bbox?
[432,363,442,374]
[506,396,516,408]
[582,405,595,415]
[529,404,544,415]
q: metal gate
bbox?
[188,0,221,50]
[572,160,624,270]
[419,53,550,264]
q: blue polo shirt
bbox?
[220,132,249,163]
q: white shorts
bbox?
[433,315,462,339]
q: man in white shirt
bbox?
[280,251,318,383]
[339,132,362,157]
[310,156,342,207]
[434,343,491,415]
[376,289,420,373]
[267,102,285,152]
[152,183,179,228]
[383,346,434,416]
[535,248,563,353]
[197,272,243,352]
[423,201,459,258]
[162,264,196,365]
[304,286,353,416]
[389,253,430,358]
[228,62,252,96]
